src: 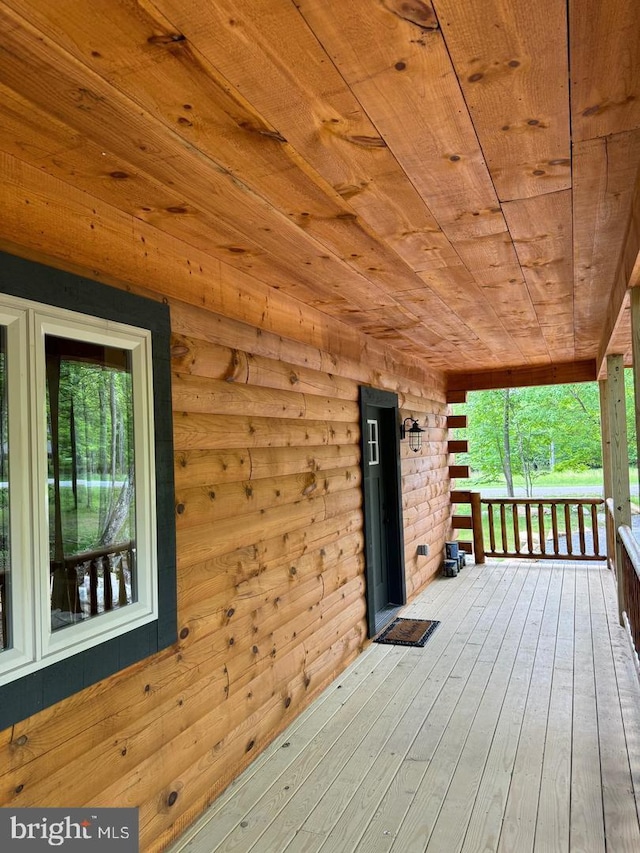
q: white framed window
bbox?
[367,419,380,466]
[0,293,158,687]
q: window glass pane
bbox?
[367,419,379,466]
[45,336,137,632]
[0,328,9,651]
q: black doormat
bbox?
[374,618,440,647]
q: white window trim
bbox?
[367,418,380,466]
[0,294,158,687]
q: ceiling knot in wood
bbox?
[382,0,439,32]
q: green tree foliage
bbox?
[459,377,636,495]
[48,350,135,556]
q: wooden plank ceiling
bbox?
[0,0,639,382]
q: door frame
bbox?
[359,386,406,637]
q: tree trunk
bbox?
[47,349,81,615]
[98,377,108,532]
[99,469,134,546]
[502,389,515,497]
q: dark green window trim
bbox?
[0,251,177,730]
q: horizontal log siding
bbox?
[0,299,448,852]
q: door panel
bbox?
[359,388,406,637]
[368,438,389,614]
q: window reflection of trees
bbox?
[46,337,136,630]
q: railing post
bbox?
[603,355,632,625]
[470,491,485,564]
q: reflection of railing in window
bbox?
[50,540,134,626]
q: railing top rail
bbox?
[619,525,640,584]
[479,497,604,506]
[62,540,133,569]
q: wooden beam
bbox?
[447,440,468,454]
[596,158,640,375]
[447,360,596,392]
[598,292,632,379]
[446,414,467,429]
[449,465,470,479]
[574,131,640,367]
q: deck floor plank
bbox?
[356,563,527,852]
[589,569,640,852]
[267,564,517,852]
[534,564,574,852]
[497,563,565,853]
[309,565,525,853]
[570,566,605,853]
[458,565,549,852]
[169,561,640,853]
[415,565,538,852]
[213,562,510,853]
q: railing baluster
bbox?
[488,502,496,553]
[525,504,533,554]
[564,504,573,555]
[89,559,99,616]
[538,503,545,554]
[512,504,520,554]
[578,504,586,555]
[551,503,559,554]
[103,555,113,611]
[118,556,128,607]
[500,504,508,553]
[591,504,600,557]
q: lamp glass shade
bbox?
[408,422,423,452]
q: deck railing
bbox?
[1,541,133,647]
[619,525,640,663]
[453,492,606,562]
[50,540,134,618]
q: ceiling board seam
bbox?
[287,2,529,363]
[497,210,554,365]
[431,0,505,209]
[1,3,468,348]
[290,0,473,272]
[0,143,450,380]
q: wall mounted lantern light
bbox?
[400,417,425,453]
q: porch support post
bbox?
[599,379,613,506]
[603,354,631,625]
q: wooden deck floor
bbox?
[169,560,640,853]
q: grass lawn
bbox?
[454,467,633,492]
[452,467,633,557]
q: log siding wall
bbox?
[0,157,450,852]
[0,292,449,852]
